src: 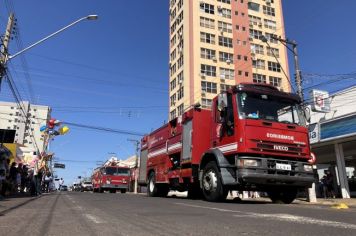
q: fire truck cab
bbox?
[92,165,130,193]
[139,83,315,203]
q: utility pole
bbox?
[0,13,15,88]
[271,36,304,101]
[128,139,140,194]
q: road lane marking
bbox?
[84,214,103,224]
[175,203,356,230]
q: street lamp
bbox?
[8,14,98,60]
[259,35,303,101]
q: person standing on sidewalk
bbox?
[59,178,64,191]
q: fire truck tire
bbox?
[147,172,158,197]
[109,190,116,193]
[157,185,169,197]
[187,184,202,199]
[267,189,297,204]
[120,189,126,194]
[99,188,104,193]
[202,161,228,202]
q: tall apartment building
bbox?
[169,0,290,120]
[0,101,51,153]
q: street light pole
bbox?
[8,15,98,60]
[128,139,140,194]
[0,13,15,87]
[0,14,98,89]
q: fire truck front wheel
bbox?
[267,189,297,204]
[202,161,227,202]
[147,172,169,197]
[148,172,158,197]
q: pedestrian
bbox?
[322,170,335,198]
[59,178,64,191]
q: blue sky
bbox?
[1,0,355,184]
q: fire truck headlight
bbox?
[106,180,111,184]
[122,180,127,184]
[241,159,260,167]
[303,165,313,172]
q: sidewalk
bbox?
[169,191,356,208]
[0,194,40,215]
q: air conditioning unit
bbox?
[200,73,206,79]
[249,36,254,41]
[220,79,225,83]
[178,32,183,38]
[212,56,217,62]
[217,5,222,11]
[226,59,231,64]
[178,47,183,54]
[202,92,206,97]
[178,78,183,84]
[258,23,263,27]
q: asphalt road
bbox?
[1,191,356,236]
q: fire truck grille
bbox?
[250,139,306,156]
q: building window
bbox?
[200,32,215,44]
[170,63,176,76]
[218,36,233,48]
[249,15,262,26]
[220,68,235,80]
[252,59,265,69]
[249,29,263,40]
[265,33,278,44]
[177,55,184,69]
[170,94,177,106]
[170,109,177,120]
[218,21,232,33]
[177,104,184,116]
[250,43,264,55]
[177,71,184,84]
[253,73,266,83]
[201,48,216,60]
[201,98,212,108]
[248,2,260,12]
[217,8,231,19]
[201,81,217,94]
[268,61,281,72]
[170,79,177,91]
[264,19,277,30]
[219,52,233,62]
[269,76,282,87]
[267,47,280,58]
[177,87,184,100]
[217,0,231,4]
[263,6,275,16]
[200,3,214,14]
[201,64,216,77]
[200,17,215,29]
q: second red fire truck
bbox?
[138,83,315,203]
[92,164,130,193]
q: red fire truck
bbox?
[138,83,315,203]
[92,165,130,193]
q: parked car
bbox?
[81,181,93,192]
[59,185,68,191]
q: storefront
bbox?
[310,113,356,198]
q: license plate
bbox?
[276,163,291,171]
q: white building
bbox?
[309,86,356,198]
[0,101,51,154]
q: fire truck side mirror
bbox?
[217,93,227,112]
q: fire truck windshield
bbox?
[237,92,306,126]
[103,167,130,176]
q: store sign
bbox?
[308,123,320,144]
[310,89,331,113]
[54,163,65,169]
[320,114,356,141]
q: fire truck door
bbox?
[182,120,193,162]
